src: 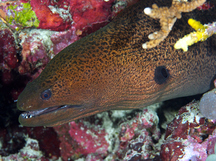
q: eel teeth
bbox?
[21,105,82,119]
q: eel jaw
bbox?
[20,105,82,119]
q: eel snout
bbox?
[18,104,87,127]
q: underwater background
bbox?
[0,0,216,160]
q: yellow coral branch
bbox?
[142,0,206,49]
[174,18,215,52]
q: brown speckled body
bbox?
[17,0,216,126]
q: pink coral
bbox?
[116,108,160,160]
[21,0,114,32]
[1,137,52,161]
[70,0,113,31]
[0,29,18,70]
[122,129,153,160]
[15,0,116,78]
[69,121,109,154]
[54,107,161,160]
[50,26,79,54]
[160,101,216,161]
[18,31,52,79]
[30,0,72,31]
[25,127,60,159]
[0,29,22,100]
[54,119,109,160]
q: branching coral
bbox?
[142,0,206,49]
[174,19,216,51]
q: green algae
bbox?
[7,2,40,30]
[0,20,8,30]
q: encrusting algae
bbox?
[142,0,206,49]
[7,2,40,30]
[0,2,39,31]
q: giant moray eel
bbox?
[17,0,216,127]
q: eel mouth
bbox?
[20,105,82,119]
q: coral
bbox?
[206,137,216,161]
[54,119,110,160]
[121,129,155,160]
[0,0,72,31]
[50,26,80,54]
[0,1,40,30]
[0,28,25,100]
[174,19,216,51]
[0,1,151,160]
[0,0,119,102]
[17,29,53,78]
[69,0,114,32]
[1,0,215,160]
[0,29,18,70]
[142,0,206,49]
[116,107,161,160]
[29,0,72,31]
[1,137,45,161]
[69,121,109,154]
[0,125,26,156]
[6,2,39,30]
[20,0,114,32]
[25,127,60,159]
[85,153,105,160]
[160,101,216,160]
[54,106,161,160]
[0,109,60,159]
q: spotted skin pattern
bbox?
[17,0,216,127]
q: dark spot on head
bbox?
[154,66,169,85]
[41,89,52,100]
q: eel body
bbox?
[17,0,216,127]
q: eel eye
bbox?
[154,66,170,85]
[41,89,52,100]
